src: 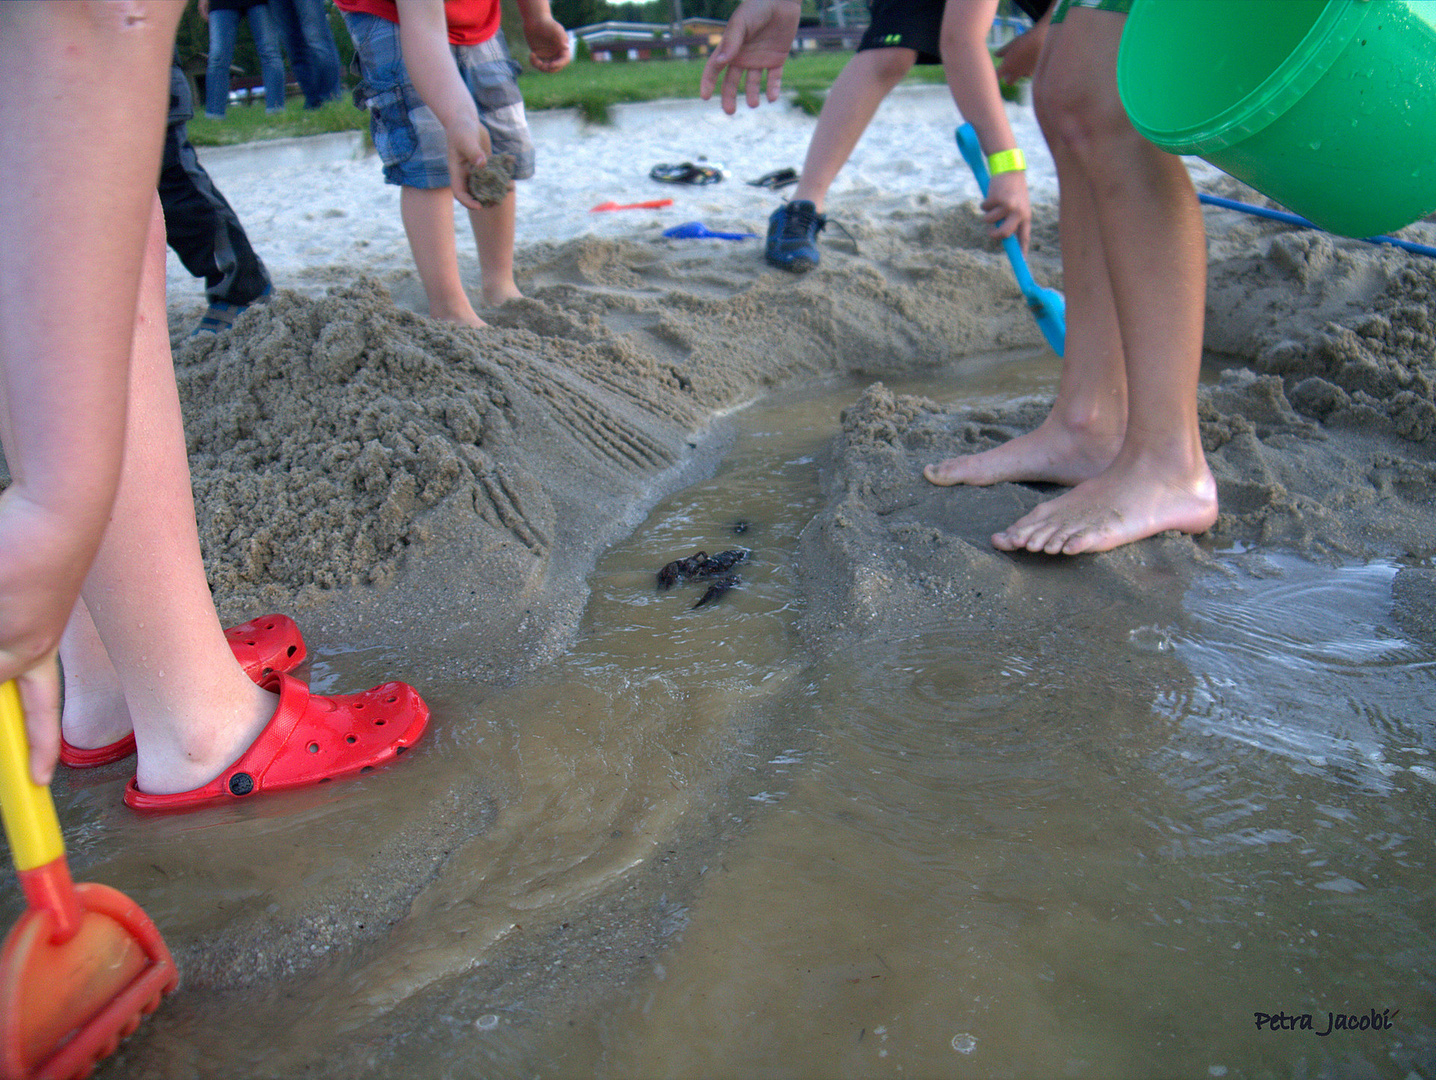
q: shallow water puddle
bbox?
[570,559,1434,1079]
[516,380,1435,1077]
[21,357,1434,1078]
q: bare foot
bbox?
[991,450,1218,555]
[427,299,488,329]
[923,415,1124,488]
[436,311,488,329]
[482,284,523,307]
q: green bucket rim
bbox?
[1118,0,1374,156]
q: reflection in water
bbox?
[1157,553,1435,788]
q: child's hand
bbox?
[448,120,493,210]
[995,27,1045,84]
[982,169,1032,251]
[700,0,801,114]
[524,15,571,73]
[0,491,92,784]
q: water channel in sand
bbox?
[42,354,1436,1078]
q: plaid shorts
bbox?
[1051,0,1133,23]
[342,10,535,189]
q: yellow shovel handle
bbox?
[0,679,65,872]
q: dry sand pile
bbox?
[175,151,1436,679]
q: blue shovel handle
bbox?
[956,124,1066,356]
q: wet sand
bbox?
[4,87,1436,1075]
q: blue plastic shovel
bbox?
[663,221,757,241]
[955,123,1066,356]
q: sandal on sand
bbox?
[124,672,430,811]
[649,162,725,185]
[194,300,248,335]
[747,167,799,189]
[60,613,309,769]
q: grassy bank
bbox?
[183,52,948,147]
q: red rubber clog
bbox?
[60,614,308,769]
[123,672,429,811]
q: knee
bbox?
[1033,70,1135,165]
[863,48,916,87]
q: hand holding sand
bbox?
[467,152,517,208]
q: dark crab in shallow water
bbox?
[656,548,749,591]
[692,572,740,609]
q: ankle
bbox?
[481,281,522,307]
[1053,398,1127,446]
[133,681,277,796]
[61,685,133,749]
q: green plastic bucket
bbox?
[1117,0,1436,238]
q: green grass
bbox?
[183,52,951,146]
[185,96,367,147]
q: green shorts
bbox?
[1051,0,1133,23]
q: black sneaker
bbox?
[765,199,826,273]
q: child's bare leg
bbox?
[791,47,915,210]
[466,189,522,306]
[400,184,485,327]
[990,9,1216,555]
[79,199,278,795]
[58,598,131,749]
[923,162,1128,489]
[925,4,1136,492]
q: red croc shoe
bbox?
[123,671,429,811]
[224,613,307,680]
[60,614,309,769]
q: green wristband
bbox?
[987,148,1026,175]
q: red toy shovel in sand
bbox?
[956,123,1066,356]
[591,198,674,212]
[0,680,177,1080]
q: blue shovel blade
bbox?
[663,221,757,241]
[956,124,1066,356]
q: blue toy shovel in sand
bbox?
[955,124,1066,356]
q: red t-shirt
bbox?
[335,0,501,47]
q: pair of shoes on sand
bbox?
[193,284,273,336]
[765,199,828,273]
[61,614,429,812]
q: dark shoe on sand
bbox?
[765,200,826,273]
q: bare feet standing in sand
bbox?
[924,0,1217,555]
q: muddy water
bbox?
[29,358,1436,1078]
[520,370,1434,1078]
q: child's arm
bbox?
[515,0,571,73]
[395,0,490,210]
[995,4,1053,85]
[699,0,802,115]
[0,0,179,781]
[940,0,1033,250]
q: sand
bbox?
[166,87,1436,665]
[12,85,1436,1071]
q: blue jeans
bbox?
[268,0,342,108]
[204,5,288,118]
